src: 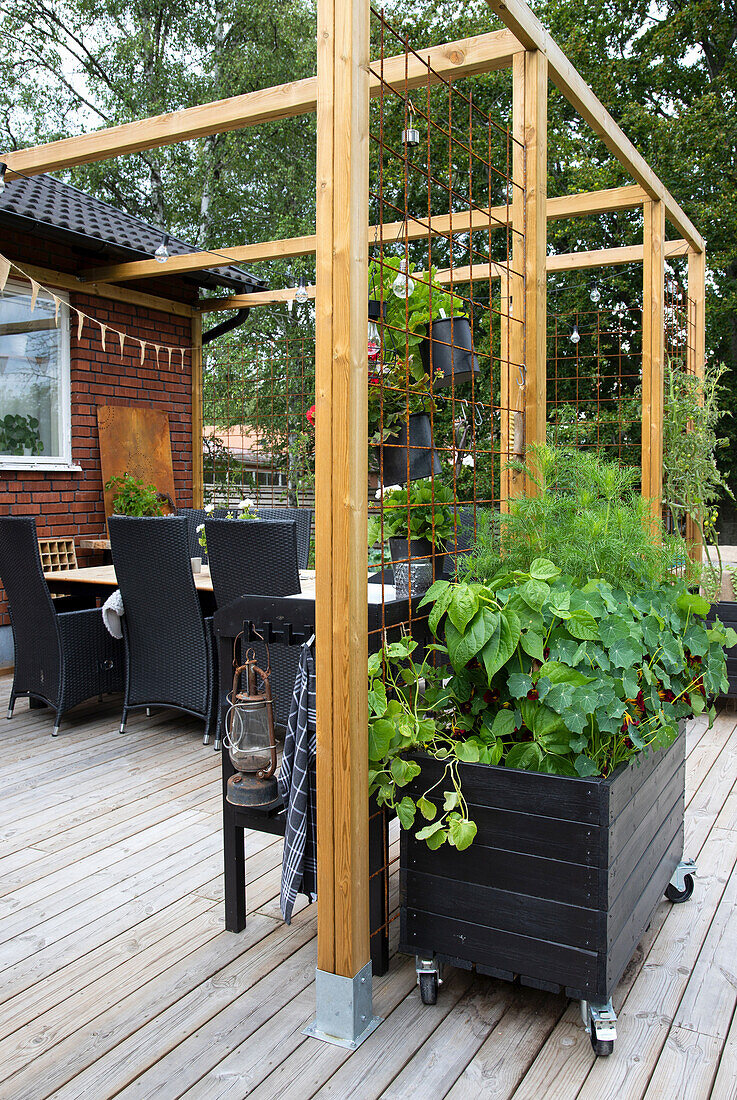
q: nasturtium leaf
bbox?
[426,827,448,849]
[529,558,560,582]
[390,756,421,786]
[448,585,480,635]
[448,816,477,850]
[545,681,576,713]
[683,623,709,657]
[608,635,642,669]
[725,627,737,649]
[565,710,587,735]
[549,638,586,666]
[491,709,516,737]
[573,682,601,714]
[416,796,436,821]
[622,669,640,700]
[443,790,460,811]
[574,754,600,777]
[566,610,599,641]
[396,796,416,829]
[599,617,632,647]
[508,672,533,698]
[415,819,444,841]
[536,676,551,701]
[521,630,545,662]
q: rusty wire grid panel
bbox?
[367,6,526,951]
[663,270,699,539]
[546,287,643,473]
[203,331,316,514]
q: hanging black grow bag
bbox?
[420,316,479,389]
[377,413,442,485]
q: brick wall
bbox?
[0,230,198,635]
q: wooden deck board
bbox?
[0,679,735,1099]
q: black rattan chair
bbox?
[256,507,312,570]
[205,517,301,732]
[178,507,209,563]
[109,515,217,743]
[0,516,124,736]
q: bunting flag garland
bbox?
[0,250,190,371]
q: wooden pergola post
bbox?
[686,248,706,562]
[641,199,665,521]
[308,0,377,1050]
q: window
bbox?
[0,279,73,469]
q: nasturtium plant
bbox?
[368,559,736,851]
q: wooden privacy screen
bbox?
[97,405,176,517]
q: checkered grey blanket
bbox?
[278,642,317,923]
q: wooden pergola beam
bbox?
[82,185,647,284]
[486,0,704,253]
[197,238,690,310]
[2,30,520,180]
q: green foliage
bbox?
[105,473,164,517]
[663,358,732,600]
[368,479,456,547]
[0,414,44,456]
[459,444,694,592]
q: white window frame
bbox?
[0,280,79,473]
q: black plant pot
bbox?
[420,315,479,390]
[389,537,446,590]
[377,412,442,485]
[707,600,737,699]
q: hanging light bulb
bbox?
[154,233,170,263]
[401,102,420,150]
[392,258,415,299]
[589,284,601,304]
[0,164,7,195]
[367,319,381,361]
[294,276,309,305]
[570,323,581,345]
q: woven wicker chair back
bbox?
[0,516,60,700]
[255,508,312,570]
[108,515,211,715]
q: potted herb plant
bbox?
[105,473,167,517]
[369,479,456,592]
[663,357,737,696]
[368,445,735,1054]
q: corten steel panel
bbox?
[97,405,177,519]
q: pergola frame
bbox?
[2,0,705,1046]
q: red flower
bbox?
[483,689,499,705]
[543,647,550,660]
[636,690,646,713]
[527,688,539,701]
[306,405,316,425]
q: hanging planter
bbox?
[377,413,441,485]
[420,315,479,390]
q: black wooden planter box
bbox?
[708,600,737,698]
[399,730,685,1002]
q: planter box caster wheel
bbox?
[581,999,617,1057]
[416,956,442,1006]
[665,859,696,903]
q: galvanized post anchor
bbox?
[304,960,382,1050]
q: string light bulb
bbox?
[570,323,581,345]
[294,276,309,305]
[589,284,601,304]
[154,233,170,263]
[367,319,381,361]
[0,163,6,194]
[391,258,415,299]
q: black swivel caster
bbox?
[665,859,697,904]
[416,956,442,1005]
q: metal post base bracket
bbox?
[304,961,383,1050]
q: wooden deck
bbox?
[0,673,736,1100]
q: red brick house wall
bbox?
[0,230,197,642]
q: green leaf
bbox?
[491,709,516,737]
[508,672,534,698]
[416,796,436,821]
[415,820,445,841]
[622,669,640,699]
[532,705,566,738]
[566,609,599,641]
[573,682,601,714]
[368,718,393,761]
[574,754,601,777]
[505,742,542,771]
[396,796,416,829]
[454,740,480,762]
[443,790,460,811]
[725,627,737,649]
[368,681,387,717]
[608,635,643,669]
[676,592,710,618]
[521,630,545,662]
[545,681,576,713]
[447,816,477,850]
[481,607,521,683]
[427,583,454,635]
[448,586,480,634]
[426,827,448,849]
[418,578,450,609]
[529,558,560,582]
[519,578,550,612]
[446,607,499,670]
[390,756,421,786]
[537,660,592,686]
